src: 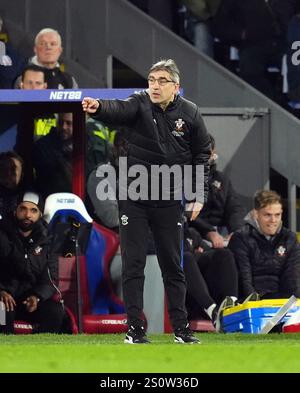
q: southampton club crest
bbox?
[33,246,43,255]
[172,118,185,137]
[276,245,286,257]
[212,180,222,190]
[121,214,129,226]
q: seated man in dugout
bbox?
[190,134,246,248]
[228,189,300,302]
[0,191,65,334]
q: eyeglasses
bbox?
[148,77,175,86]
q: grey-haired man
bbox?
[82,59,211,344]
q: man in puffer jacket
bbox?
[0,191,64,334]
[229,189,300,300]
[190,134,246,248]
[82,59,211,344]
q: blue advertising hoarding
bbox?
[0,88,142,152]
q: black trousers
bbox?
[0,298,65,334]
[184,248,238,315]
[119,200,188,330]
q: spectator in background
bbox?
[180,0,222,57]
[19,64,57,141]
[20,64,47,90]
[15,28,78,89]
[0,15,26,88]
[229,190,300,301]
[0,151,24,219]
[33,112,114,228]
[33,112,74,197]
[212,0,298,100]
[190,134,246,248]
[0,191,64,334]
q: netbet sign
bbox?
[49,91,82,100]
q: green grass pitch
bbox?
[1,333,300,373]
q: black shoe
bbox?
[213,296,236,333]
[243,292,260,303]
[174,324,201,344]
[124,325,150,344]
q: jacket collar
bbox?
[30,55,60,69]
[0,213,49,246]
[146,90,180,112]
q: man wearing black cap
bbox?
[0,191,64,333]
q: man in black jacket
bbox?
[0,151,24,219]
[0,191,64,334]
[229,190,300,300]
[33,112,74,197]
[82,59,211,344]
[33,112,111,199]
[190,134,246,248]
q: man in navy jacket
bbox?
[229,190,300,300]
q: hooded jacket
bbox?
[228,215,300,298]
[0,214,58,301]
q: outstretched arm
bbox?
[82,95,138,125]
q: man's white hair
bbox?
[34,28,62,47]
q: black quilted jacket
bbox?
[92,91,211,203]
[0,216,58,301]
[190,164,246,235]
[229,222,300,298]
